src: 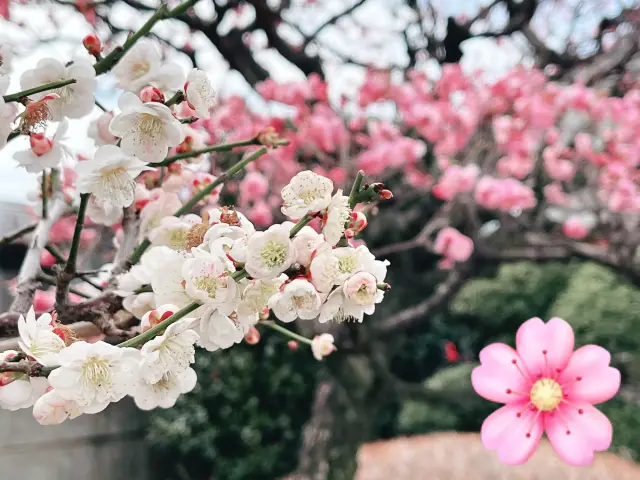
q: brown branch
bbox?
[0,291,124,339]
[9,195,68,315]
[247,0,325,78]
[301,0,368,48]
[0,360,51,377]
[109,206,139,280]
[0,223,37,249]
[373,268,468,335]
[577,28,640,86]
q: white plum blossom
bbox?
[76,144,152,212]
[47,341,140,411]
[182,251,237,309]
[13,119,71,173]
[292,226,323,266]
[311,334,336,361]
[0,44,14,75]
[318,272,387,324]
[88,111,119,146]
[332,245,377,285]
[185,69,217,118]
[245,224,296,279]
[132,368,197,411]
[204,207,256,236]
[0,351,48,411]
[309,249,340,292]
[109,91,184,163]
[149,214,201,250]
[149,248,208,317]
[112,39,185,93]
[196,309,248,351]
[139,191,183,240]
[139,318,198,384]
[202,223,248,261]
[19,57,96,120]
[323,190,351,246]
[17,307,65,366]
[32,388,84,425]
[269,279,322,323]
[281,170,334,219]
[343,272,380,307]
[236,276,286,323]
[123,293,156,319]
[86,194,124,226]
[0,75,16,150]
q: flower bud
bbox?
[379,189,393,200]
[82,34,103,56]
[288,340,299,350]
[245,327,260,345]
[348,211,368,234]
[140,86,165,103]
[29,133,53,156]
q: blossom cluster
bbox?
[0,167,389,425]
[0,25,391,426]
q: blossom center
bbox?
[260,241,288,267]
[299,188,320,205]
[82,358,112,389]
[169,229,188,249]
[292,294,314,310]
[193,276,218,298]
[338,255,356,273]
[132,61,151,79]
[54,82,74,105]
[529,378,563,411]
[138,114,164,136]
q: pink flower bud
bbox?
[349,211,368,233]
[82,34,102,56]
[29,133,53,156]
[288,340,299,350]
[379,189,393,200]
[140,86,165,103]
[245,327,260,345]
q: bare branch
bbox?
[373,268,468,335]
[0,222,37,249]
[302,0,368,48]
[9,195,68,315]
[0,360,51,377]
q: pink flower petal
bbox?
[558,345,621,404]
[516,317,574,377]
[472,343,531,403]
[545,402,613,466]
[481,403,544,465]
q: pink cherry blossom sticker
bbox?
[472,317,621,466]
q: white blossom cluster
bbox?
[0,40,215,224]
[0,34,390,426]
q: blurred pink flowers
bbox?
[433,227,473,268]
[472,317,620,466]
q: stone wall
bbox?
[0,400,149,480]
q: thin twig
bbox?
[373,268,468,335]
[0,223,37,249]
[56,193,90,306]
[2,78,77,103]
[149,137,261,167]
[128,146,269,264]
